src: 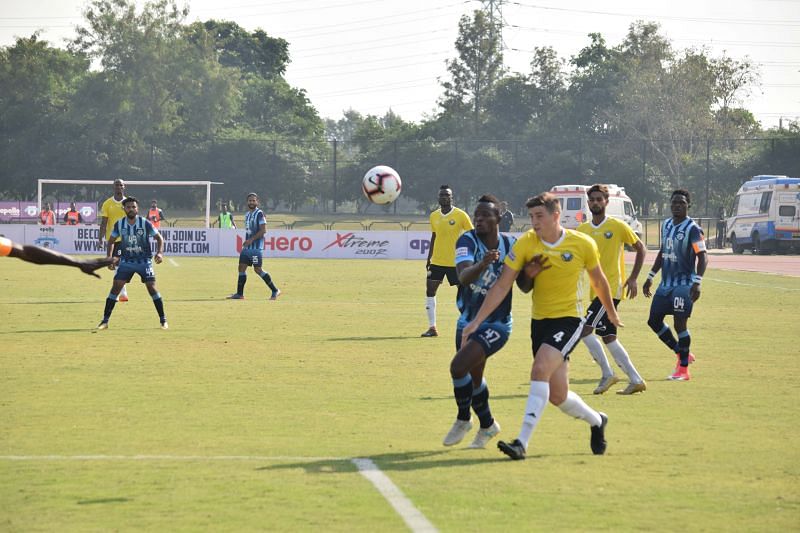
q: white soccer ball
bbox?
[362,165,402,205]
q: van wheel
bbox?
[752,233,769,255]
[731,234,743,254]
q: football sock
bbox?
[607,340,644,383]
[452,374,473,421]
[582,334,614,377]
[518,380,549,448]
[103,293,118,321]
[677,330,691,367]
[151,292,165,321]
[656,324,678,351]
[120,285,128,298]
[471,379,494,428]
[425,296,436,327]
[237,273,246,295]
[259,271,277,292]
[557,390,603,427]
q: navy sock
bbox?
[237,273,246,295]
[152,292,165,322]
[103,296,117,321]
[657,324,678,352]
[452,374,473,421]
[260,271,277,292]
[471,380,494,428]
[677,330,691,366]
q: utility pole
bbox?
[480,0,505,51]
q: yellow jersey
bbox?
[577,217,639,300]
[429,207,473,267]
[505,229,600,319]
[100,196,126,240]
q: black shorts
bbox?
[427,264,459,286]
[584,298,621,337]
[531,317,584,360]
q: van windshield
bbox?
[624,202,634,217]
[566,198,582,211]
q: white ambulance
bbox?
[549,184,643,238]
[726,175,800,254]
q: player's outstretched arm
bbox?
[11,243,112,278]
[589,265,624,328]
[460,265,518,345]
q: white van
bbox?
[549,184,643,238]
[726,175,800,254]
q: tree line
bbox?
[1,0,798,215]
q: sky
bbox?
[1,0,799,129]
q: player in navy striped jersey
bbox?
[643,189,708,381]
[97,197,167,330]
[442,194,539,449]
[227,193,280,300]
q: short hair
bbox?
[587,184,609,200]
[526,192,560,214]
[672,188,691,204]
[122,196,138,206]
[113,178,124,185]
[476,193,500,218]
[151,199,157,204]
[247,192,258,199]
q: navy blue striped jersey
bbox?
[243,208,266,250]
[110,216,159,263]
[455,230,516,328]
[657,217,706,291]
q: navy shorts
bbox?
[427,264,459,286]
[239,249,263,267]
[650,285,694,317]
[115,261,155,283]
[584,298,621,337]
[531,317,584,360]
[456,321,511,357]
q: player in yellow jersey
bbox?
[577,184,647,395]
[1,235,111,275]
[98,178,129,301]
[421,185,473,337]
[462,192,622,460]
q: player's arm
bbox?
[7,240,112,278]
[624,239,646,298]
[588,265,623,327]
[231,216,236,229]
[245,222,266,247]
[456,251,499,285]
[152,231,165,264]
[426,232,435,269]
[515,254,550,293]
[643,249,664,298]
[98,216,108,246]
[460,265,518,345]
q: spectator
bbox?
[147,200,166,229]
[715,207,726,248]
[64,202,83,225]
[217,203,236,229]
[39,203,55,225]
[499,201,514,232]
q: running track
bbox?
[629,250,800,277]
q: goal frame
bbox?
[37,179,224,228]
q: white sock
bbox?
[120,285,128,298]
[517,381,549,448]
[582,334,613,377]
[607,340,643,384]
[425,296,436,328]
[557,390,602,427]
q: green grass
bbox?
[1,258,798,531]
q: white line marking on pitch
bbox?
[707,277,800,291]
[352,458,438,533]
[168,258,179,267]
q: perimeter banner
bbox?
[0,225,434,259]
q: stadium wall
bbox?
[0,225,440,260]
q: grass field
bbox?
[1,257,799,531]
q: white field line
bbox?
[168,258,179,267]
[352,458,438,533]
[707,277,800,291]
[1,454,438,532]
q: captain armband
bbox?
[691,274,702,285]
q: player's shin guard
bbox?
[237,273,246,295]
[259,271,277,292]
[471,379,494,428]
[557,390,603,427]
[103,293,118,321]
[452,374,473,421]
[677,330,691,366]
[151,292,165,321]
[518,381,549,448]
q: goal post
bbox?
[37,179,224,228]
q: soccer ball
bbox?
[362,165,402,205]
